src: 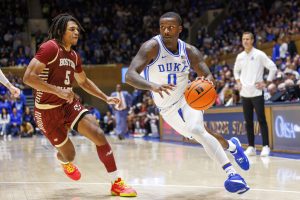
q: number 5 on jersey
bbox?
[64,70,71,85]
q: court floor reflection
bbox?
[0,136,299,200]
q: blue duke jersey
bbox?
[143,35,190,109]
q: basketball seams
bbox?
[192,93,217,109]
[190,85,213,105]
[185,82,201,100]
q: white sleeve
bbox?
[0,69,10,86]
[261,52,277,81]
[233,54,241,80]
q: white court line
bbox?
[0,181,299,194]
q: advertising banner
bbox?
[160,110,262,145]
[272,107,300,152]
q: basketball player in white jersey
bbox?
[126,12,250,194]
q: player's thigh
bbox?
[77,114,108,146]
[161,107,192,138]
[180,104,206,137]
[34,107,70,147]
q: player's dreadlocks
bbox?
[47,13,84,45]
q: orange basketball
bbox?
[184,79,217,110]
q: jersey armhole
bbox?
[47,40,59,65]
[147,38,161,67]
[183,42,191,66]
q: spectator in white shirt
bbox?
[234,32,277,157]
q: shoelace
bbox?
[63,163,75,173]
[115,179,130,189]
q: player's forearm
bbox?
[23,73,59,95]
[125,70,153,90]
[0,70,10,86]
[79,78,108,102]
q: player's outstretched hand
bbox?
[8,85,21,98]
[106,96,120,105]
[150,83,175,98]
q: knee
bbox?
[189,125,205,137]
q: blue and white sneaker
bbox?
[230,137,250,170]
[224,173,250,194]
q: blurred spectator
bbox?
[22,106,36,132]
[0,108,10,136]
[9,107,22,137]
[89,106,101,125]
[103,111,115,134]
[287,34,298,58]
[144,99,159,137]
[20,121,34,137]
[110,84,132,140]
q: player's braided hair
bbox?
[47,13,84,45]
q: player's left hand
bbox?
[255,81,266,90]
[196,76,215,87]
[106,96,120,105]
[8,85,21,98]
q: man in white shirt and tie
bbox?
[234,32,277,157]
[111,84,132,140]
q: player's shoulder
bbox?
[185,43,201,58]
[39,39,59,50]
[141,38,159,51]
[138,38,159,58]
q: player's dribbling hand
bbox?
[150,83,175,98]
[106,96,120,105]
[8,85,21,98]
[196,76,215,87]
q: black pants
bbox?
[242,95,269,146]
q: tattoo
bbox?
[126,39,158,90]
[187,45,212,78]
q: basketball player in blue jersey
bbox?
[126,12,250,194]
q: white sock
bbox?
[227,140,237,153]
[59,160,69,165]
[192,130,231,167]
[108,171,119,183]
[223,163,237,176]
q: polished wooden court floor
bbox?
[0,135,299,200]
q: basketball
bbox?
[184,79,217,110]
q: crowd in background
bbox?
[1,0,300,138]
[0,73,36,138]
[0,0,31,67]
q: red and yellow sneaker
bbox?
[62,162,81,181]
[111,178,137,197]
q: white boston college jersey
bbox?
[143,35,191,109]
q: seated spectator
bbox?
[89,106,101,125]
[20,122,34,137]
[22,106,36,132]
[144,99,159,137]
[266,83,278,101]
[9,107,22,137]
[12,97,24,115]
[0,108,10,136]
[284,67,299,81]
[103,111,115,134]
[285,79,300,101]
